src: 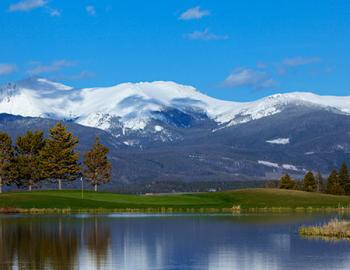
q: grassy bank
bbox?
[299,219,350,239]
[1,188,350,213]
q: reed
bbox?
[299,219,350,239]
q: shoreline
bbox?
[2,206,350,215]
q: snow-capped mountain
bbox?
[1,77,350,138]
[1,77,350,183]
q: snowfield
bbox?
[1,77,350,133]
[258,160,303,172]
[266,138,290,145]
[258,160,280,168]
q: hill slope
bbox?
[1,189,350,211]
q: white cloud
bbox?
[47,7,61,17]
[0,64,16,75]
[223,68,276,88]
[86,5,96,16]
[283,56,321,67]
[179,6,210,20]
[185,28,228,41]
[69,71,94,80]
[256,61,267,69]
[27,60,76,75]
[54,71,95,81]
[8,0,47,12]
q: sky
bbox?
[0,0,350,101]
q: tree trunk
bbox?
[58,179,62,190]
[0,177,2,194]
[94,184,97,192]
[29,185,32,192]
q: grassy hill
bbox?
[1,188,350,212]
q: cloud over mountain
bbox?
[283,56,321,67]
[27,60,76,75]
[179,6,210,20]
[224,68,276,89]
[0,64,16,75]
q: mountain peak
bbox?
[262,91,350,113]
[1,78,350,133]
[107,81,202,100]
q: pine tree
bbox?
[326,169,345,195]
[14,131,45,191]
[279,174,295,189]
[338,163,350,194]
[0,132,14,193]
[303,171,317,192]
[40,123,81,190]
[83,137,112,192]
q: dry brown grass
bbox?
[299,219,350,239]
[0,207,21,213]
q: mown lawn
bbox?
[1,188,350,210]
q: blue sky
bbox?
[0,0,350,101]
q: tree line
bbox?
[279,163,350,195]
[0,123,112,192]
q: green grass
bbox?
[1,188,350,212]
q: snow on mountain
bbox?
[266,138,290,145]
[258,160,304,172]
[1,77,350,134]
[258,160,279,168]
[281,164,300,171]
[222,92,350,127]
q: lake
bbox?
[0,213,349,269]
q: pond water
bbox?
[0,213,349,270]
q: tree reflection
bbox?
[0,216,110,270]
[85,217,111,269]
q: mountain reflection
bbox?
[0,214,349,269]
[0,216,110,270]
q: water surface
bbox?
[0,213,349,270]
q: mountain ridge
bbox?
[0,77,349,184]
[1,77,350,136]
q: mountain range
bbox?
[0,77,349,185]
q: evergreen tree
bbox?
[279,174,295,189]
[40,123,81,190]
[315,172,324,192]
[14,131,45,191]
[83,137,112,192]
[326,169,345,195]
[338,163,350,194]
[0,132,14,193]
[303,171,317,192]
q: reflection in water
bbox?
[84,218,111,269]
[0,216,110,270]
[0,214,349,269]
